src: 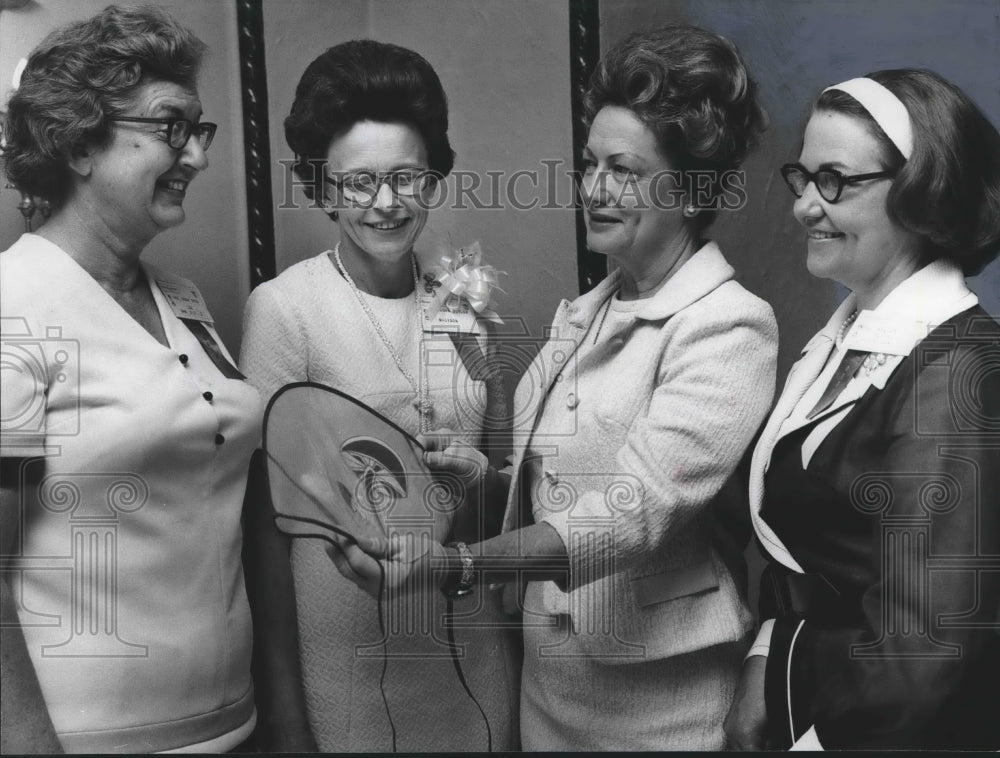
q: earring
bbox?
[682,204,698,218]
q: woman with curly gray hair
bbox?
[1,6,261,752]
[331,23,778,750]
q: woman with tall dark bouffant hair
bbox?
[725,69,1000,750]
[330,24,778,750]
[239,40,516,752]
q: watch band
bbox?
[442,541,476,597]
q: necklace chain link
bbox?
[333,242,432,433]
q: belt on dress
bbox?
[762,563,846,624]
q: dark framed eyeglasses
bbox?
[780,162,893,203]
[109,117,217,150]
[324,169,436,207]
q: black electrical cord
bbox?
[268,512,398,751]
[264,451,493,751]
[444,596,494,751]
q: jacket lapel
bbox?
[748,296,856,572]
[525,272,620,432]
[501,273,619,533]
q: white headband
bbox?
[822,77,913,159]
[11,57,28,89]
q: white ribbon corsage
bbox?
[423,241,504,324]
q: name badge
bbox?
[417,289,480,335]
[844,312,926,356]
[156,278,214,323]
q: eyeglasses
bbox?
[109,117,218,150]
[324,170,436,207]
[780,162,893,203]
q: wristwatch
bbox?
[441,541,476,597]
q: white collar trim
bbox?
[842,259,976,357]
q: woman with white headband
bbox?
[724,69,1000,750]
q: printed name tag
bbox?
[844,312,926,356]
[417,289,480,334]
[156,278,214,323]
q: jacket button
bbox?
[178,354,189,365]
[566,392,579,409]
[553,350,566,364]
[203,391,214,402]
[215,433,225,445]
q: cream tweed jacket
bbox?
[501,241,778,661]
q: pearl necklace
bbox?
[836,309,859,346]
[333,243,433,433]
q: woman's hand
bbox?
[325,533,449,600]
[724,655,768,750]
[418,428,489,481]
[418,429,490,537]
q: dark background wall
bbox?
[601,0,999,609]
[4,0,997,613]
[1,0,251,352]
[5,0,996,369]
[602,0,1000,380]
[262,0,578,354]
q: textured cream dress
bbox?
[240,251,518,752]
[500,243,778,750]
[1,235,262,752]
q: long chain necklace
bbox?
[591,293,616,345]
[333,242,433,432]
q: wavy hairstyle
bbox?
[816,69,1000,275]
[2,4,206,206]
[284,39,454,200]
[584,23,767,230]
